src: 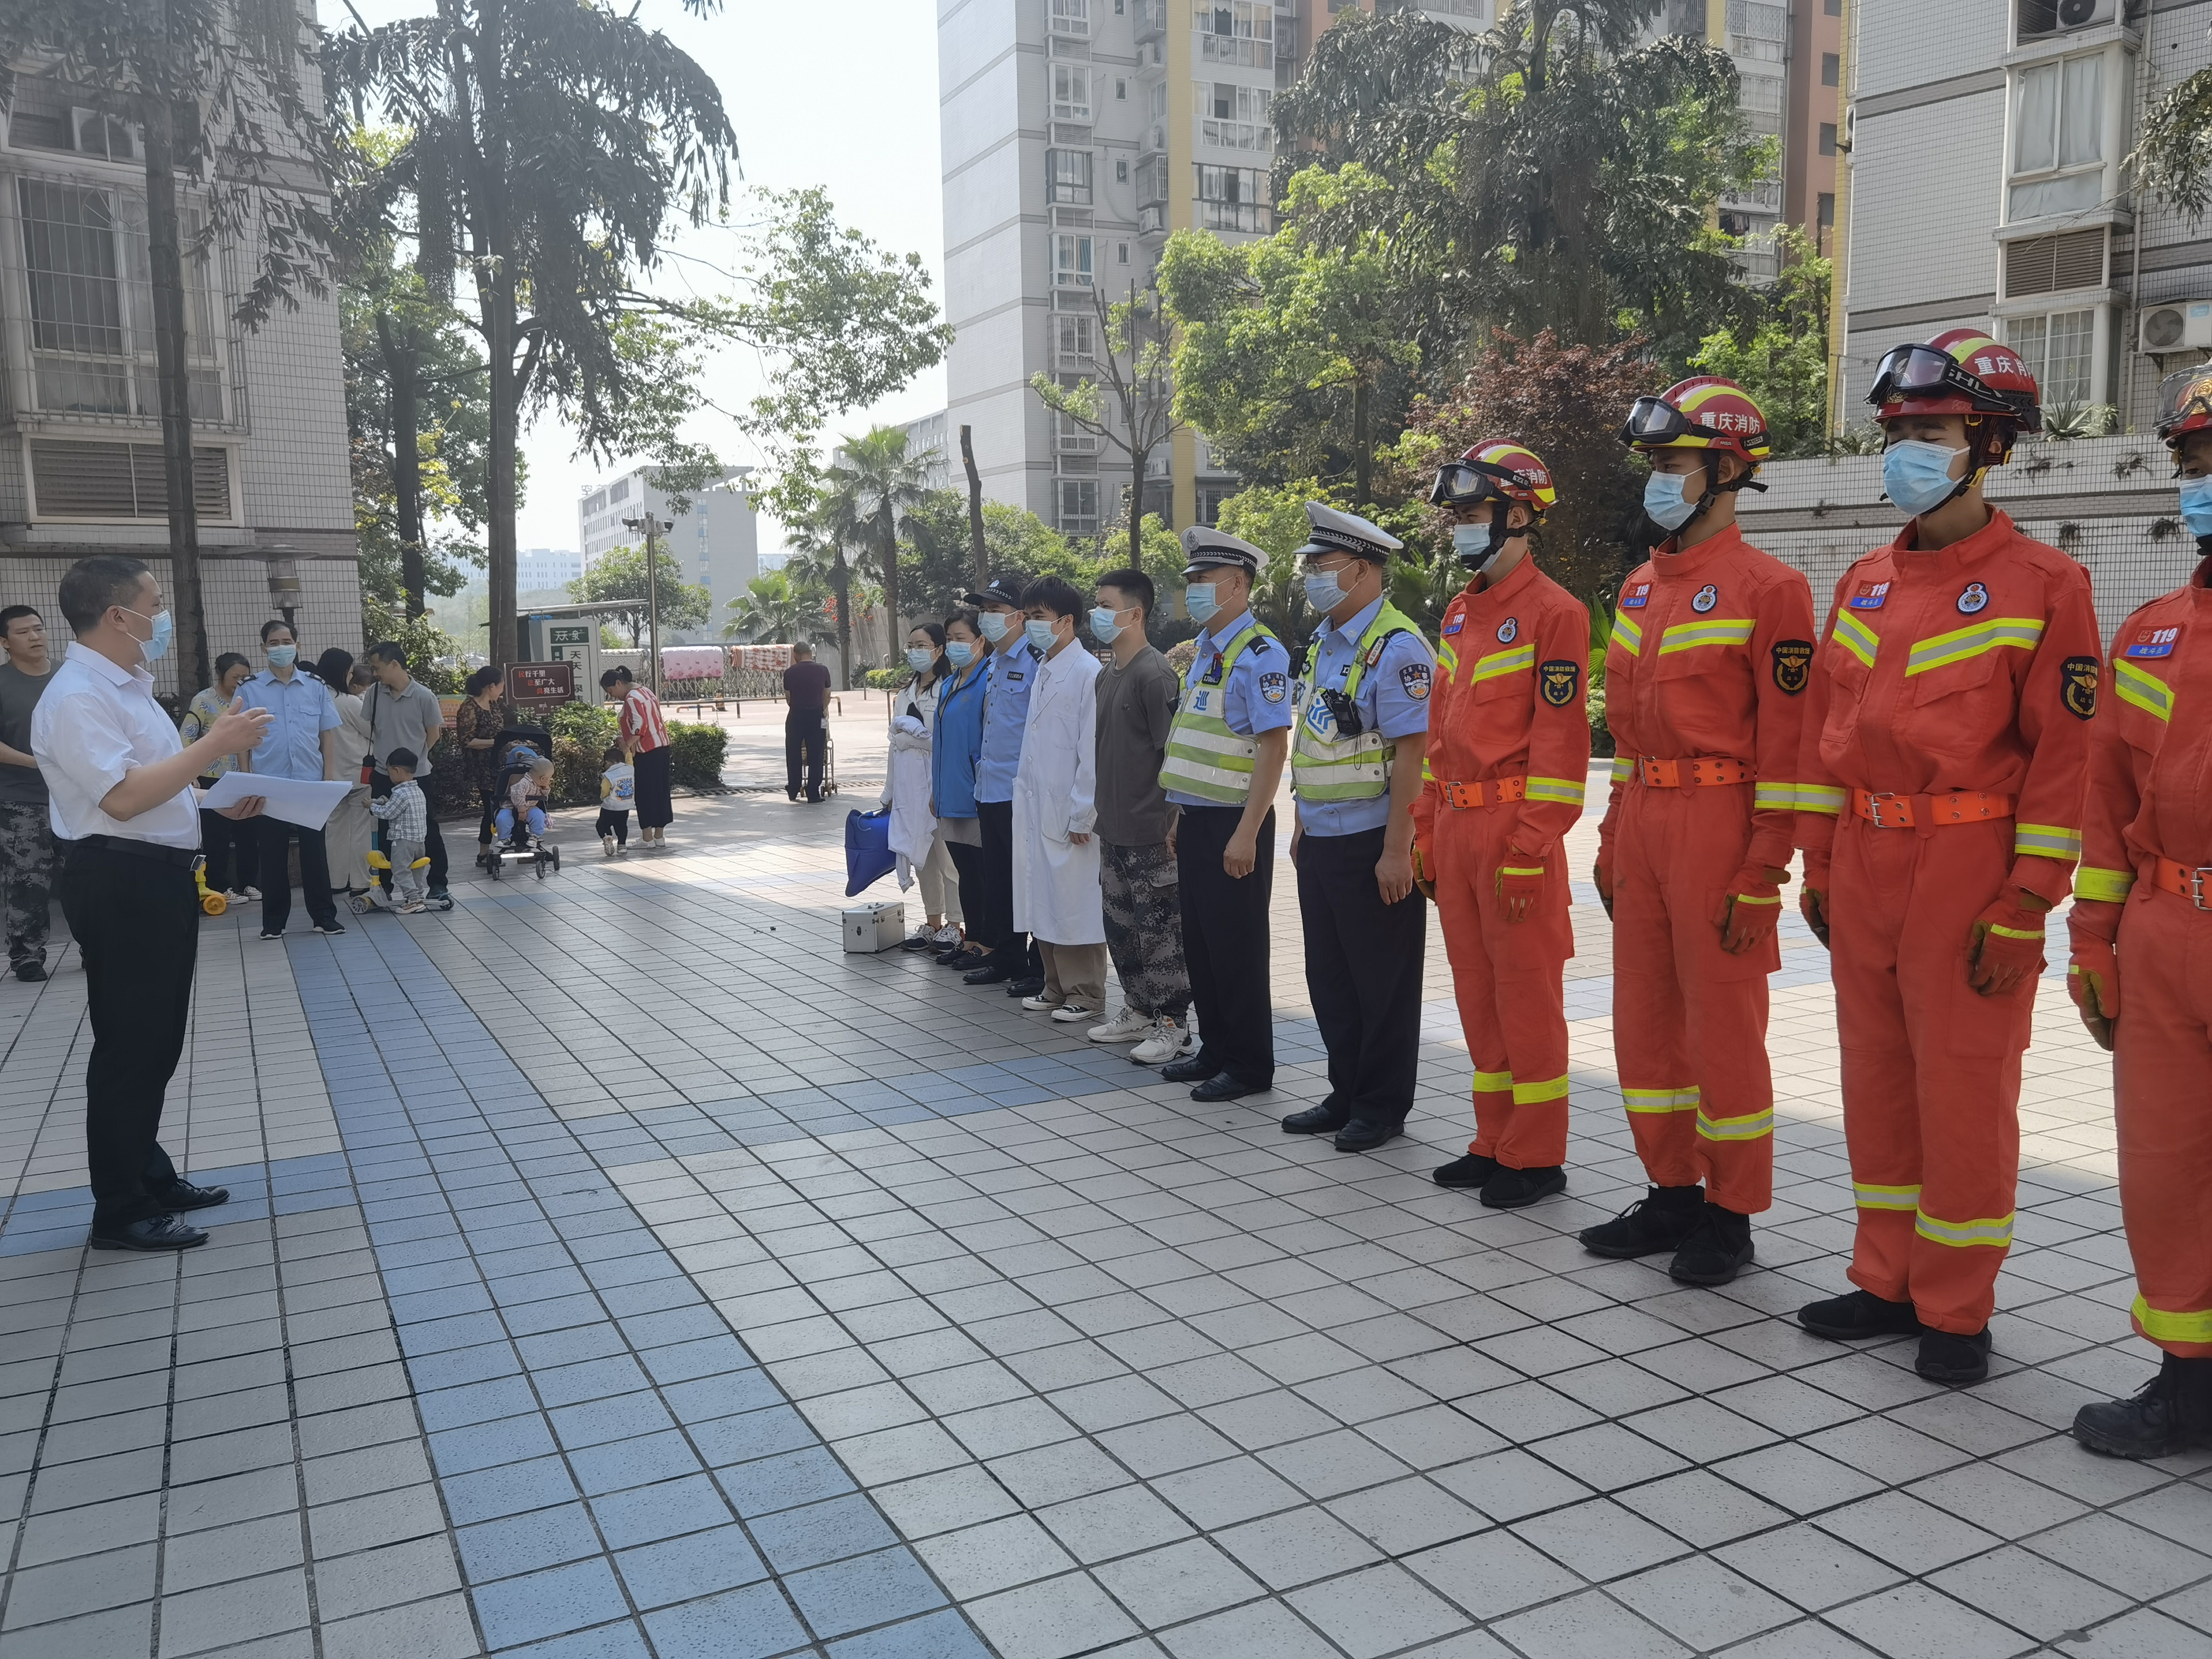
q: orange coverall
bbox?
[1597,523,1818,1216]
[1414,556,1591,1170]
[1799,509,2100,1334]
[2069,557,2212,1358]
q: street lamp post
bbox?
[621,512,676,696]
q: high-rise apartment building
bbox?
[577,466,760,643]
[516,547,584,594]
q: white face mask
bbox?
[979,611,1010,643]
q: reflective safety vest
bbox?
[1291,601,1422,804]
[1158,617,1279,805]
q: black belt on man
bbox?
[68,834,201,871]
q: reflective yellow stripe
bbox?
[1499,866,1545,876]
[1421,757,1435,783]
[2075,865,2136,903]
[1732,895,1781,907]
[1657,619,1756,656]
[1623,1086,1701,1114]
[1610,757,1635,783]
[2114,659,2173,721]
[1914,1209,2014,1249]
[2013,823,2081,861]
[1468,644,1536,683]
[1512,1074,1569,1105]
[1471,1070,1514,1095]
[1986,923,2043,941]
[1752,784,1795,812]
[2133,1296,2212,1345]
[1796,784,1846,817]
[1833,612,1879,668]
[1904,617,2045,676]
[1697,1108,1775,1143]
[1527,775,1586,806]
[1613,613,1643,657]
[1854,1182,1921,1211]
[1438,641,1460,676]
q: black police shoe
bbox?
[964,959,1017,986]
[1797,1288,1921,1340]
[1481,1165,1566,1209]
[1669,1202,1755,1285]
[1159,1055,1213,1084]
[91,1213,209,1251]
[1578,1184,1705,1258]
[154,1179,230,1212]
[1004,976,1047,999]
[12,961,46,982]
[1433,1153,1499,1189]
[1191,1072,1261,1103]
[2075,1354,2212,1459]
[1917,1325,1993,1384]
[1281,1102,1348,1136]
[1333,1120,1400,1153]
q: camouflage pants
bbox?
[0,800,56,969]
[1100,838,1191,1021]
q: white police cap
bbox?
[1297,502,1404,563]
[1180,526,1266,576]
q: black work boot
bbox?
[1578,1184,1704,1258]
[1480,1165,1566,1210]
[1917,1325,1993,1384]
[2074,1354,2212,1459]
[1798,1288,1920,1340]
[1432,1152,1499,1189]
[1669,1202,1754,1285]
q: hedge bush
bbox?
[667,721,729,788]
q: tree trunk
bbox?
[478,0,519,672]
[960,424,987,585]
[143,86,210,694]
[1127,448,1148,569]
[879,520,899,666]
[831,550,854,689]
[377,312,428,619]
[1353,377,1373,505]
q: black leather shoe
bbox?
[1004,976,1047,999]
[1669,1202,1754,1284]
[1481,1164,1566,1209]
[2075,1355,2212,1458]
[153,1179,229,1212]
[91,1213,208,1251]
[1578,1184,1705,1258]
[1191,1072,1260,1103]
[964,959,1017,986]
[1280,1103,1349,1136]
[1160,1055,1213,1084]
[1917,1325,1993,1384]
[1798,1288,1921,1340]
[1432,1153,1500,1189]
[12,961,46,982]
[1332,1119,1401,1153]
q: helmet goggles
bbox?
[1428,457,1527,509]
[2154,367,2212,445]
[1620,395,1702,449]
[1867,343,2008,416]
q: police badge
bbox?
[2061,655,2099,720]
[1539,659,1580,709]
[1771,639,1813,695]
[1258,671,1290,704]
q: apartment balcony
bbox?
[1719,180,1783,214]
[1197,117,1270,153]
[1135,0,1166,40]
[1050,0,1091,41]
[1198,33,1273,69]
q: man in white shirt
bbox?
[30,556,269,1251]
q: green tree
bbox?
[723,570,831,646]
[1029,281,1184,567]
[1688,226,1830,458]
[569,544,709,648]
[821,426,935,665]
[899,493,1092,625]
[1213,479,1342,646]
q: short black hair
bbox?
[1094,568,1155,619]
[385,747,419,771]
[215,651,251,678]
[259,618,295,643]
[58,555,151,635]
[599,666,633,690]
[365,640,407,669]
[792,642,814,658]
[1021,575,1083,620]
[0,604,41,633]
[943,608,980,638]
[603,746,626,766]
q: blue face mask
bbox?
[1023,618,1058,651]
[905,647,934,672]
[1883,440,1968,517]
[978,611,1010,643]
[1303,570,1348,613]
[1090,606,1124,645]
[2179,476,2212,537]
[1642,471,1698,532]
[124,606,173,663]
[267,644,296,669]
[946,639,975,667]
[1185,583,1219,626]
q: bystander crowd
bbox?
[180,650,260,905]
[0,604,57,981]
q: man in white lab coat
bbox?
[1011,575,1109,1021]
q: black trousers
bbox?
[946,838,984,936]
[635,745,674,830]
[596,808,630,846]
[62,846,194,1229]
[973,800,1041,976]
[198,803,259,893]
[371,771,447,893]
[1298,825,1427,1127]
[786,709,827,799]
[475,781,501,846]
[258,818,336,932]
[1177,804,1276,1088]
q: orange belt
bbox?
[1438,775,1526,810]
[1636,756,1754,788]
[2152,857,2212,912]
[1851,788,2013,830]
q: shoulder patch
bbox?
[1539,659,1580,709]
[1771,639,1814,694]
[1257,671,1289,704]
[1398,662,1432,701]
[2061,655,2099,720]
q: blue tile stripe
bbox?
[284,925,992,1659]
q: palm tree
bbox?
[776,520,855,686]
[723,570,817,644]
[821,426,935,666]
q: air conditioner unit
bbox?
[2139,301,2212,354]
[2052,0,2114,29]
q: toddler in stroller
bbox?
[482,727,562,880]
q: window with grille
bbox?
[1048,149,1094,206]
[2008,52,2106,221]
[1057,478,1100,534]
[1053,233,1094,288]
[1052,64,1093,123]
[2004,228,2105,296]
[1194,164,1271,233]
[1055,313,1096,365]
[2006,309,2096,407]
[28,439,232,520]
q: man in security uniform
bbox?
[963,574,1047,994]
[1281,503,1436,1151]
[1581,379,1819,1285]
[1414,442,1590,1208]
[1796,331,2100,1384]
[1159,528,1294,1102]
[2066,366,2212,1456]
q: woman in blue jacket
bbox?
[930,610,992,968]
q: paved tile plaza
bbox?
[1,729,2206,1658]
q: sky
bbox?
[342,0,949,561]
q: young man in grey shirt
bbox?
[362,641,450,902]
[1087,568,1192,1064]
[0,605,57,980]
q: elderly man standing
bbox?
[0,604,57,981]
[240,618,346,939]
[32,555,268,1249]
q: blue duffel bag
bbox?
[844,806,896,897]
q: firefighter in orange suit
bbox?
[1795,331,2101,1385]
[2067,367,2212,1457]
[1579,379,1818,1287]
[1413,442,1590,1210]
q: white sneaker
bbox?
[932,923,963,947]
[1129,1016,1191,1065]
[601,835,616,857]
[1020,993,1058,1013]
[1049,1003,1095,1023]
[1087,1008,1153,1043]
[239,886,262,901]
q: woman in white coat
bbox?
[316,651,378,906]
[1010,578,1108,1021]
[882,624,964,949]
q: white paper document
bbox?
[199,772,353,832]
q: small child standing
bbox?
[368,747,430,913]
[598,746,635,857]
[496,755,554,846]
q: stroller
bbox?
[483,725,561,882]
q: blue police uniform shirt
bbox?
[1164,606,1293,810]
[1296,592,1436,836]
[240,669,341,784]
[973,639,1043,804]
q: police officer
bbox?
[1280,504,1435,1151]
[963,574,1047,995]
[1159,528,1293,1102]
